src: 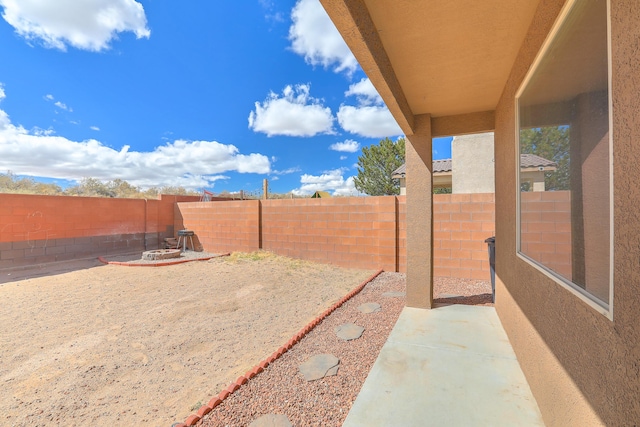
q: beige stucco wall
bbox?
[452,132,495,193]
[405,115,434,309]
[494,0,640,425]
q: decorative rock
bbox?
[335,323,365,341]
[142,249,181,261]
[358,302,381,313]
[249,414,293,427]
[299,354,340,381]
[382,291,406,298]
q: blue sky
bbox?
[0,0,452,196]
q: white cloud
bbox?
[288,0,357,74]
[337,77,402,138]
[291,168,362,196]
[90,126,100,131]
[271,166,301,175]
[340,155,347,160]
[259,0,284,23]
[54,101,72,112]
[248,84,334,137]
[337,105,402,138]
[345,78,383,106]
[0,0,150,51]
[329,139,360,153]
[0,93,270,190]
[0,84,5,101]
[44,94,72,112]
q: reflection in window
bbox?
[517,0,611,307]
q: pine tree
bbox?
[354,137,405,196]
[520,126,570,191]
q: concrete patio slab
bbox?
[342,305,544,427]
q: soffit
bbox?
[359,0,540,118]
[332,0,538,125]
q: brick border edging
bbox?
[97,252,231,267]
[172,268,385,427]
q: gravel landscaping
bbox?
[194,273,492,427]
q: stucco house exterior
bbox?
[321,0,639,425]
[392,132,557,194]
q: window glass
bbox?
[517,0,610,306]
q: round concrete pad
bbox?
[358,302,381,313]
[382,291,406,298]
[335,323,365,341]
[299,354,340,381]
[249,414,293,427]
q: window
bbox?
[516,0,612,313]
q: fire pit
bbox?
[141,249,181,261]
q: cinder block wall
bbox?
[520,191,571,278]
[434,193,495,279]
[261,197,398,272]
[177,194,496,276]
[1,192,498,274]
[0,193,199,268]
[174,200,260,253]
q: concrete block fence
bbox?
[176,193,497,278]
[0,193,201,269]
[433,193,496,280]
[1,192,501,278]
[520,191,572,279]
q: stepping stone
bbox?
[299,354,340,381]
[358,302,381,313]
[382,291,406,298]
[438,293,463,299]
[249,414,293,427]
[335,323,365,341]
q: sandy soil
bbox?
[0,252,374,426]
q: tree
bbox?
[433,187,452,194]
[354,137,405,196]
[0,171,63,195]
[66,177,114,197]
[108,179,140,198]
[519,126,570,191]
[0,172,200,198]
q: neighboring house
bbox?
[391,160,453,195]
[322,0,637,425]
[519,153,558,191]
[391,133,556,195]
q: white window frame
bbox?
[514,0,614,319]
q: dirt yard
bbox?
[0,252,374,426]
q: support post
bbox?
[405,114,434,309]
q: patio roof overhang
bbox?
[319,0,540,137]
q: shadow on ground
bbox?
[0,258,104,285]
[434,293,493,307]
